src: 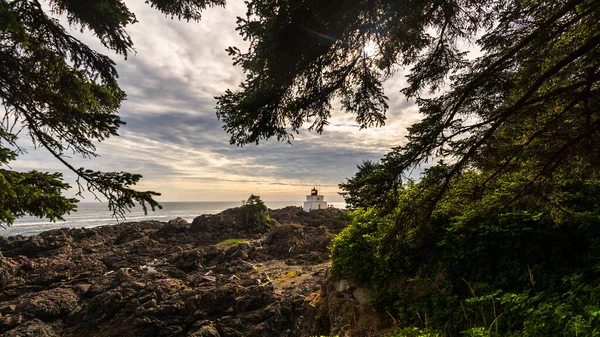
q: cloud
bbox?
[10,0,422,202]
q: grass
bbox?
[216,239,249,247]
[275,271,299,284]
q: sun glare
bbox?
[363,40,377,58]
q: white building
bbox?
[303,188,328,212]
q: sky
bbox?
[11,0,423,202]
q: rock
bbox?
[167,217,189,226]
[0,207,350,337]
[0,314,22,330]
[111,268,133,287]
[335,279,352,292]
[0,252,15,287]
[231,250,249,261]
[191,208,272,241]
[85,283,107,298]
[2,318,58,337]
[172,248,204,272]
[188,322,221,337]
[72,283,92,298]
[16,288,78,320]
[80,290,125,323]
[114,229,145,245]
[269,207,348,232]
[232,287,274,314]
[263,224,304,256]
[353,287,371,306]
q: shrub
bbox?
[330,179,600,336]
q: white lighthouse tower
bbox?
[303,187,328,212]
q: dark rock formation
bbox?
[0,207,350,337]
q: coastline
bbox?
[2,201,347,237]
[0,206,351,336]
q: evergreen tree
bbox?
[0,0,225,227]
[215,0,600,217]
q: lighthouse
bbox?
[303,187,328,212]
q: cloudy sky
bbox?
[13,0,422,202]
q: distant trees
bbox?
[0,0,225,227]
[241,194,267,215]
[241,194,270,230]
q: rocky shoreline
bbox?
[0,207,350,337]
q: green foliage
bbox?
[386,327,441,337]
[0,169,77,228]
[338,160,400,209]
[216,239,249,247]
[331,174,600,336]
[241,194,268,215]
[241,194,272,230]
[330,209,386,283]
[0,0,224,226]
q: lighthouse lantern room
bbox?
[303,187,328,212]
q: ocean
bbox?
[1,201,347,237]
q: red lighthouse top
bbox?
[311,188,318,196]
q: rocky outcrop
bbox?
[191,208,272,241]
[308,275,396,337]
[0,207,350,337]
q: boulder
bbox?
[2,318,59,337]
[172,248,204,272]
[114,229,145,245]
[167,217,189,227]
[191,208,272,240]
[263,224,304,256]
[188,325,221,337]
[16,288,78,320]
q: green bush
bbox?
[240,194,271,230]
[241,194,268,215]
[330,209,383,283]
[330,177,600,336]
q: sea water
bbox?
[1,201,347,237]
